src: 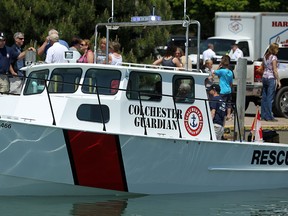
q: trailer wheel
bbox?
[274,86,288,118]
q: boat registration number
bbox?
[0,123,11,129]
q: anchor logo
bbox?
[190,113,198,128]
[184,106,203,136]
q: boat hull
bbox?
[1,120,288,195]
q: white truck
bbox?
[190,12,288,110]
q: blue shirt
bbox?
[11,44,24,76]
[214,68,233,94]
[0,46,18,74]
[209,95,227,126]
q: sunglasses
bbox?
[80,44,86,46]
[18,38,24,40]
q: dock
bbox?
[225,115,288,131]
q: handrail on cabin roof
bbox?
[94,19,201,71]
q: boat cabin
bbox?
[1,62,216,141]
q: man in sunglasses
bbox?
[10,32,36,93]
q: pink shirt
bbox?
[263,54,278,79]
[77,50,93,63]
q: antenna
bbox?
[111,0,114,22]
[184,0,186,18]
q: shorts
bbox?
[214,123,224,140]
[220,93,232,109]
[0,74,9,93]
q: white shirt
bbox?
[45,42,69,63]
[110,53,122,65]
[229,48,243,61]
[202,48,216,63]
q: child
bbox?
[213,55,233,121]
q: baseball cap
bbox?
[207,84,221,93]
[0,32,5,40]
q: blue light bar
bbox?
[131,16,161,22]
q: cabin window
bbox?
[237,41,250,57]
[24,69,49,95]
[82,69,121,95]
[48,68,82,93]
[126,71,162,101]
[173,76,195,103]
[77,104,110,123]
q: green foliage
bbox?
[1,0,288,63]
[259,0,281,11]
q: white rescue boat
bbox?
[0,20,287,196]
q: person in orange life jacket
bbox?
[153,45,182,69]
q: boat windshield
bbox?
[23,67,121,96]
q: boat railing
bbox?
[119,62,191,71]
[94,19,201,71]
[15,76,239,141]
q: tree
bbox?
[1,0,288,63]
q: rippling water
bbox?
[1,189,288,216]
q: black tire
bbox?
[274,86,288,118]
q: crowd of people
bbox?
[0,29,280,136]
[0,29,123,94]
[202,41,281,139]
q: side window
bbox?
[277,48,288,62]
[77,104,110,123]
[126,71,162,101]
[24,69,49,95]
[48,68,82,93]
[238,41,250,57]
[173,76,194,103]
[82,69,121,95]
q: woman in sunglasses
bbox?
[77,39,94,63]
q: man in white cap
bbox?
[45,33,68,63]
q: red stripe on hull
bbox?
[66,131,126,191]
